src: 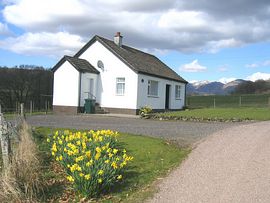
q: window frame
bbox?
[147,80,159,97]
[175,85,181,100]
[116,77,125,96]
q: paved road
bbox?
[27,114,242,145]
[149,121,270,203]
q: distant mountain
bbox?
[187,79,246,95]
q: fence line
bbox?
[0,100,52,114]
[187,94,270,108]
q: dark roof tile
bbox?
[52,55,99,74]
[75,35,187,83]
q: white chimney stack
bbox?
[114,32,123,47]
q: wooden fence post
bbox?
[45,100,47,114]
[0,114,11,170]
[213,98,216,108]
[239,96,242,107]
[268,97,270,108]
[20,103,25,118]
[30,100,33,116]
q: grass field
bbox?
[34,128,189,202]
[159,107,270,121]
[187,94,270,108]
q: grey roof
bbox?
[52,55,99,74]
[74,35,187,83]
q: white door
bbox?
[88,78,94,99]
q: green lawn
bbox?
[34,127,190,202]
[158,107,270,121]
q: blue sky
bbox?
[0,0,270,83]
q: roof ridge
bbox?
[52,55,99,74]
[96,35,156,57]
[73,34,187,83]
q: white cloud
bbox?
[245,63,259,68]
[3,0,86,29]
[207,38,243,53]
[218,65,228,72]
[0,32,84,57]
[0,22,11,36]
[218,77,237,84]
[246,72,270,82]
[158,10,209,30]
[262,60,270,66]
[180,60,207,72]
[1,0,270,56]
[246,59,270,68]
[189,80,198,83]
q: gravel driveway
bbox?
[26,114,241,145]
[149,121,270,203]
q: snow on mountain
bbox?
[187,79,245,95]
[192,80,210,87]
[223,79,246,89]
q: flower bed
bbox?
[48,129,133,198]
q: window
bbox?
[175,85,181,99]
[116,77,125,95]
[148,80,158,96]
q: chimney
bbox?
[114,32,123,47]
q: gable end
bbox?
[73,35,187,83]
[52,55,99,74]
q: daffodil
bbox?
[111,161,118,169]
[117,175,122,180]
[84,174,91,180]
[85,151,91,158]
[79,173,84,177]
[67,175,74,182]
[95,152,101,160]
[98,170,104,175]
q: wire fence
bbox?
[187,94,270,109]
[0,100,52,115]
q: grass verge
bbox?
[0,121,43,202]
[33,127,190,202]
[153,107,270,121]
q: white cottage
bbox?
[52,32,188,115]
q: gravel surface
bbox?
[26,114,241,145]
[149,121,270,203]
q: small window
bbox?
[175,85,181,99]
[148,80,158,96]
[116,77,125,95]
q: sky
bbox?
[0,0,270,83]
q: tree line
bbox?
[233,80,270,94]
[0,66,53,112]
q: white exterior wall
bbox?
[137,74,186,109]
[53,61,80,106]
[79,41,138,109]
[79,73,98,107]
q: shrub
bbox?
[48,129,133,198]
[139,106,153,118]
